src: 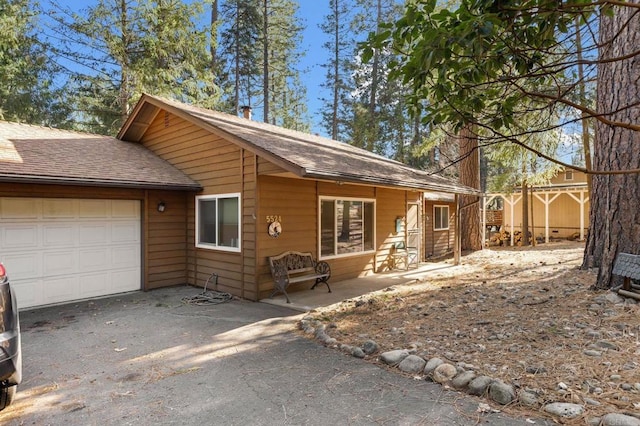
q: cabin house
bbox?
[484,168,590,245]
[0,94,479,309]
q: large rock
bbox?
[361,340,379,355]
[432,363,457,384]
[451,371,476,389]
[600,413,640,426]
[543,402,584,419]
[379,349,410,366]
[398,355,426,374]
[468,376,494,396]
[488,380,516,405]
[423,357,444,375]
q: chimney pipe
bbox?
[240,106,252,120]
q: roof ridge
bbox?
[0,120,112,139]
[144,94,419,171]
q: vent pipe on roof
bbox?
[240,106,252,120]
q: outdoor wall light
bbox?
[157,201,166,213]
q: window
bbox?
[434,205,450,231]
[196,194,240,251]
[320,197,375,258]
[565,170,574,181]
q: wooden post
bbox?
[454,194,461,265]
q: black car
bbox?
[0,263,21,409]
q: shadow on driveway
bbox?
[0,286,552,425]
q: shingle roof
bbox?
[120,94,481,195]
[0,120,201,190]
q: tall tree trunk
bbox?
[575,16,592,195]
[210,0,218,77]
[262,0,269,122]
[458,124,482,251]
[583,3,640,288]
[118,0,130,125]
[331,0,340,140]
[366,0,381,152]
[521,161,530,247]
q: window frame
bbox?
[565,170,574,181]
[433,205,450,231]
[195,193,241,252]
[318,196,376,260]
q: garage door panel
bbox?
[79,248,110,272]
[78,273,108,298]
[112,269,139,292]
[79,224,109,245]
[0,198,38,219]
[112,246,139,268]
[43,250,77,276]
[112,222,139,243]
[2,252,41,278]
[79,200,109,218]
[12,278,40,308]
[42,199,75,218]
[1,197,141,309]
[43,224,76,247]
[112,200,139,218]
[44,276,79,304]
[2,225,38,249]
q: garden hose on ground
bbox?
[181,273,233,306]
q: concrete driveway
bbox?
[0,286,551,425]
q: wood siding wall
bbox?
[424,200,456,258]
[144,189,189,290]
[255,177,418,299]
[139,111,432,301]
[0,183,189,291]
[141,112,250,296]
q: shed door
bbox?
[0,198,141,309]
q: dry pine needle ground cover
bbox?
[305,241,640,423]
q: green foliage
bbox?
[0,0,71,126]
[46,0,218,135]
[218,0,263,114]
[368,0,597,135]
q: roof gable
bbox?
[0,120,201,190]
[120,94,480,195]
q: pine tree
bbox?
[218,0,262,115]
[319,0,354,141]
[44,0,218,135]
[0,0,70,126]
[260,0,308,129]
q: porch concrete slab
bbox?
[261,260,459,312]
[1,285,553,426]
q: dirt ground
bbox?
[304,241,640,423]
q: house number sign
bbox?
[266,215,282,237]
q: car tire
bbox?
[0,385,16,410]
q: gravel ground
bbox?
[303,241,640,424]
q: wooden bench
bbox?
[268,251,331,304]
[612,252,640,300]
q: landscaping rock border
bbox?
[298,316,640,425]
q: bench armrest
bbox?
[315,261,331,279]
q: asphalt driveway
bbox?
[0,286,551,425]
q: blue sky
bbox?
[297,2,331,135]
[49,1,335,135]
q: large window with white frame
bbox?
[196,193,240,251]
[320,197,375,258]
[433,205,450,231]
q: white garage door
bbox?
[0,197,141,309]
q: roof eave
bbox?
[302,169,482,196]
[0,175,203,191]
